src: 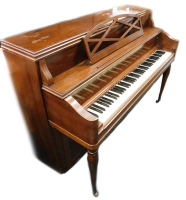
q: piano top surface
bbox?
[2,5,150,53]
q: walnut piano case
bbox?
[1,5,178,197]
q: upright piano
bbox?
[1,5,178,196]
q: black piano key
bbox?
[105,93,118,100]
[126,76,137,81]
[152,53,162,57]
[146,59,156,63]
[92,104,106,111]
[138,66,149,70]
[114,85,126,92]
[118,81,131,88]
[141,61,153,67]
[156,50,165,55]
[149,56,159,60]
[96,100,110,107]
[87,111,98,117]
[111,88,123,94]
[129,73,141,78]
[123,77,135,84]
[101,96,114,103]
[114,86,126,92]
[133,68,145,75]
[124,76,137,83]
[99,97,113,105]
[123,79,134,84]
[98,98,112,105]
[89,106,103,114]
[107,92,119,98]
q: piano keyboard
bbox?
[87,50,173,127]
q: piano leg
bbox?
[156,65,171,103]
[87,149,99,197]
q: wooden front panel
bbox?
[51,127,86,172]
[45,41,88,78]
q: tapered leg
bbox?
[87,149,99,197]
[156,65,171,103]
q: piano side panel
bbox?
[2,50,86,173]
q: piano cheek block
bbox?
[42,89,99,147]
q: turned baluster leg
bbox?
[87,149,99,197]
[156,65,171,103]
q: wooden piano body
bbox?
[1,5,178,196]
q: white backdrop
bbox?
[0,0,185,200]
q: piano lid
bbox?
[1,5,151,60]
